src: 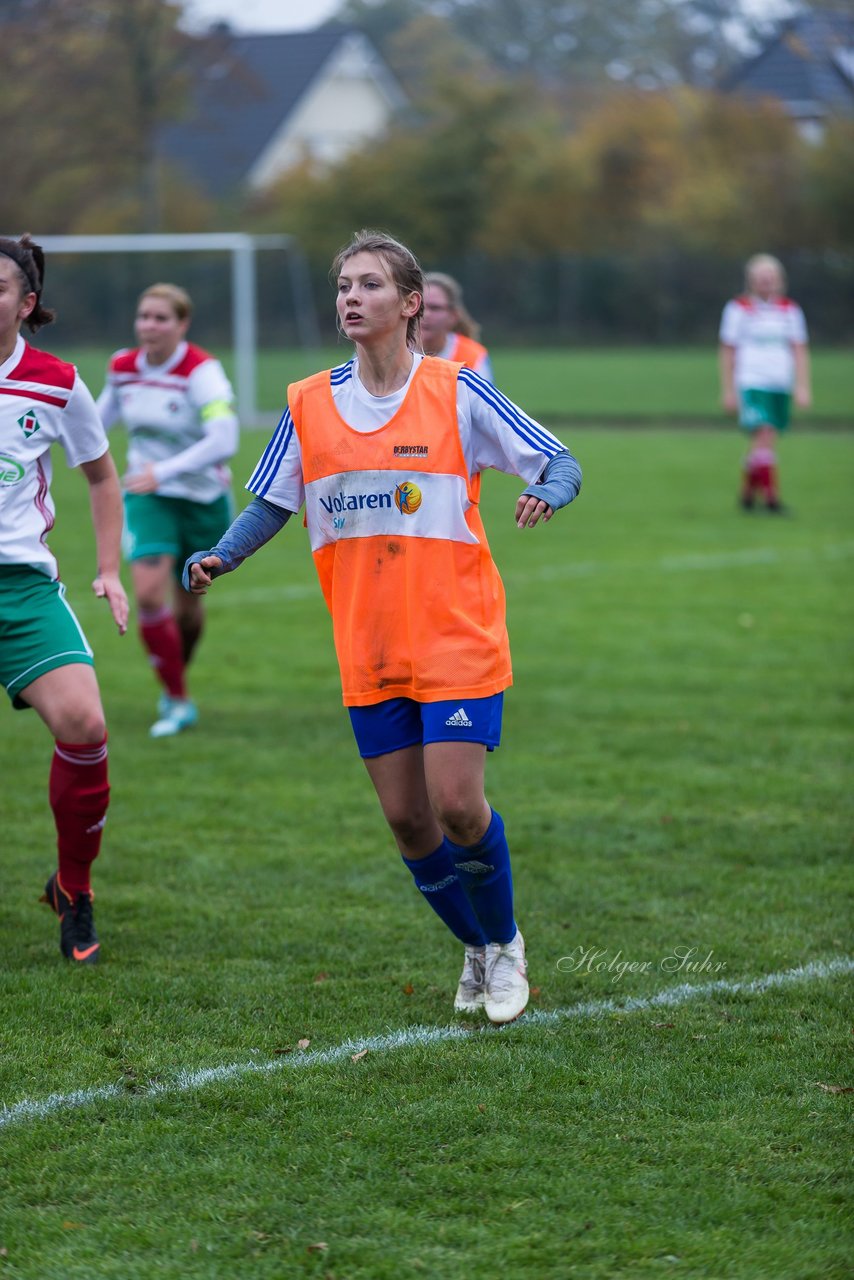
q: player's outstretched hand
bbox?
[186,554,223,594]
[515,494,553,529]
[93,572,129,635]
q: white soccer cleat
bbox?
[484,929,529,1024]
[454,944,487,1013]
[149,696,199,739]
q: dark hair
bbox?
[331,229,424,348]
[0,233,56,333]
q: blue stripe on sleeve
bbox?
[459,367,563,458]
[247,407,294,497]
[248,363,351,496]
[248,363,352,495]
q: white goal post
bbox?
[31,233,320,424]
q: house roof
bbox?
[158,25,401,197]
[722,11,854,119]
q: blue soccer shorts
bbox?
[348,693,504,759]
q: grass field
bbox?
[63,346,854,424]
[2,422,853,1279]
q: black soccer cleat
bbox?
[41,872,100,964]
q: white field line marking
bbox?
[207,539,854,608]
[517,539,854,585]
[2,956,851,1132]
[68,541,854,619]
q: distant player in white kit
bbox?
[719,253,811,513]
[97,284,238,737]
[0,234,128,964]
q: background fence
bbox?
[39,247,854,354]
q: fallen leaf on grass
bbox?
[351,1049,369,1062]
[530,986,542,998]
[814,1081,853,1094]
[313,972,329,983]
[62,1222,85,1230]
[402,983,414,995]
[306,1241,328,1253]
[297,1038,311,1050]
[190,1239,199,1252]
[477,1103,486,1113]
[0,1248,8,1257]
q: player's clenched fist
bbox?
[188,555,223,594]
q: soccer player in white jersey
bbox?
[0,234,128,964]
[719,254,811,513]
[185,230,582,1025]
[97,284,238,737]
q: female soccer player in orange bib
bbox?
[421,271,493,382]
[185,231,582,1024]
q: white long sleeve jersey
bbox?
[248,353,577,510]
[97,340,237,503]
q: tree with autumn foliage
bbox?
[0,0,211,233]
[562,88,811,257]
[802,118,854,252]
[246,78,813,261]
[246,70,559,261]
[337,0,785,88]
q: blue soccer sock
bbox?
[445,808,517,945]
[402,843,488,948]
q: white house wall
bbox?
[248,37,402,189]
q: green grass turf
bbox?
[2,427,853,1278]
[63,346,854,423]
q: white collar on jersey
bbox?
[139,339,188,377]
[350,350,422,405]
[0,333,26,380]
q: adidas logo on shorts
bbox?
[445,706,473,727]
